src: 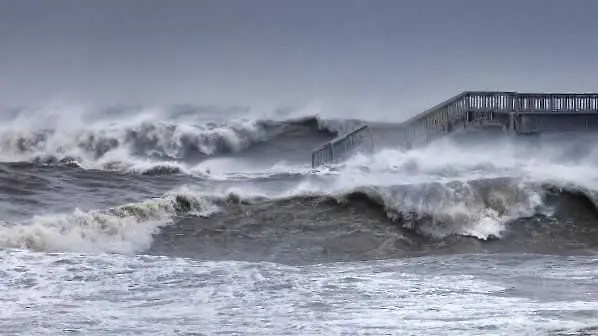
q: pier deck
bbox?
[311,91,598,167]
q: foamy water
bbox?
[1,250,596,335]
[3,130,598,254]
[2,105,598,335]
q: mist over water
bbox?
[3,0,598,334]
[1,103,598,335]
[1,103,598,257]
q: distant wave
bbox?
[0,113,369,173]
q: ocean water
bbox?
[1,104,598,335]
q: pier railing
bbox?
[311,91,598,167]
[311,125,372,168]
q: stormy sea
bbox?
[1,104,598,335]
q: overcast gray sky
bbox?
[1,0,598,117]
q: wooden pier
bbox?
[311,91,598,167]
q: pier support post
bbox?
[508,112,515,134]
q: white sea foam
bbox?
[0,251,595,335]
[295,135,598,239]
[0,186,220,254]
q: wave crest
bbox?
[0,188,220,254]
[3,178,598,256]
[0,113,354,172]
[330,178,544,240]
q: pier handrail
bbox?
[311,125,370,168]
[311,91,598,167]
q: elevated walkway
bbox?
[311,91,598,167]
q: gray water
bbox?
[1,107,598,335]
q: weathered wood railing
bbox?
[311,91,598,167]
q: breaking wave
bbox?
[3,176,598,256]
[0,187,221,254]
[330,179,543,240]
[0,104,366,174]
